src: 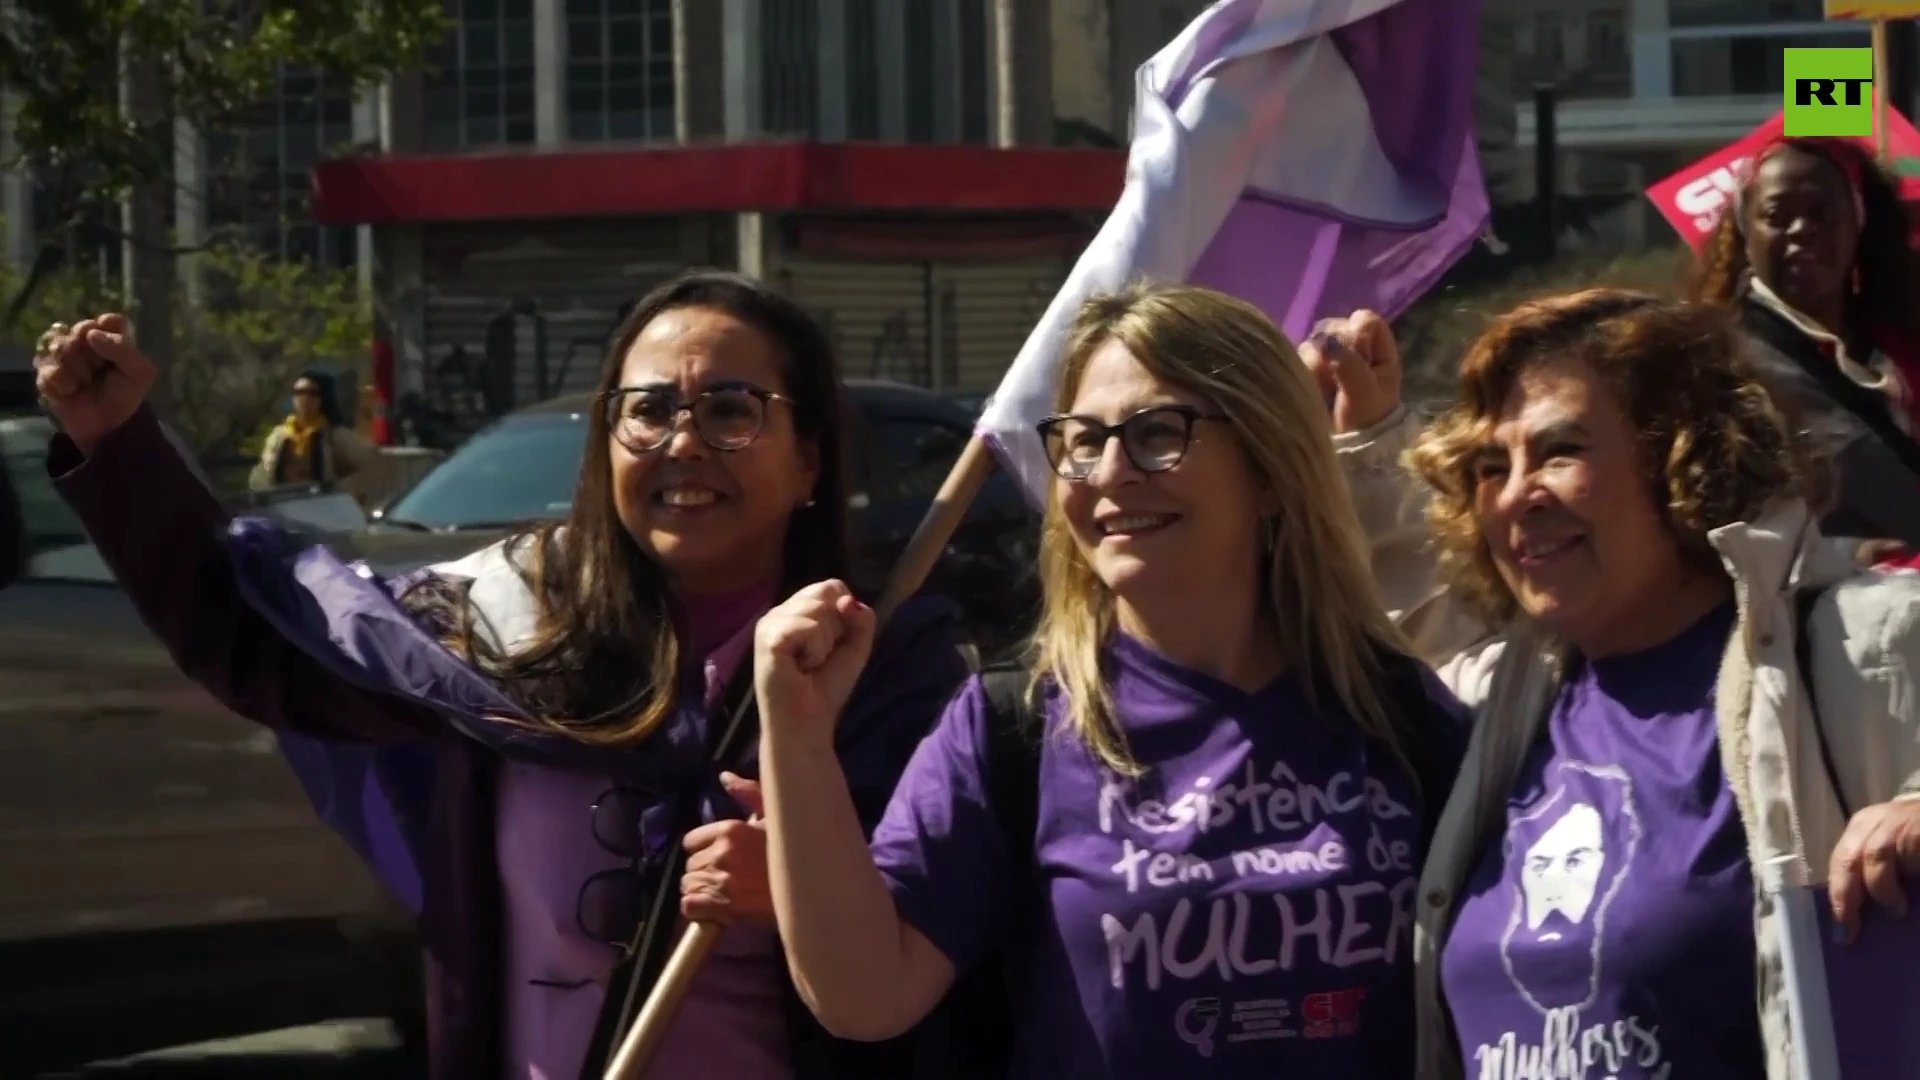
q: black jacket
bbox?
[1737,296,1920,547]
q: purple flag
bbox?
[977,0,1489,505]
[1816,878,1920,1077]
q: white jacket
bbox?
[1335,406,1920,1080]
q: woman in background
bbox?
[249,367,390,504]
[1694,134,1920,555]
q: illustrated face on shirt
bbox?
[1520,803,1605,940]
[1499,769,1640,1014]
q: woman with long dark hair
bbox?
[1693,135,1920,552]
[31,271,970,1080]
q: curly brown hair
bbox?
[1406,288,1826,624]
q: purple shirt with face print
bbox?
[870,634,1463,1080]
[1440,601,1764,1080]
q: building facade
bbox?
[1502,0,1883,244]
[2,0,1517,434]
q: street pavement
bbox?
[35,1021,418,1079]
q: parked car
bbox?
[0,416,424,1076]
[944,390,990,417]
[350,378,1040,658]
[0,379,1037,1073]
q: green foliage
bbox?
[1393,246,1695,406]
[0,222,370,462]
[0,0,449,191]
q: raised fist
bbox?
[1297,309,1403,435]
[753,579,876,748]
[33,314,158,455]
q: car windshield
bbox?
[382,411,588,529]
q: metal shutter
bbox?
[778,257,936,386]
[937,255,1073,391]
[420,219,682,429]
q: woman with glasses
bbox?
[748,282,1466,1078]
[31,271,972,1080]
[1313,290,1920,1080]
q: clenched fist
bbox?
[33,314,157,455]
[753,579,876,748]
[1297,309,1403,435]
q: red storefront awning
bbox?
[311,141,1127,226]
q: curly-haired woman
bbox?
[1692,135,1920,554]
[1309,290,1920,1080]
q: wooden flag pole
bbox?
[603,433,1004,1079]
[1877,18,1893,157]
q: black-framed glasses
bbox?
[529,786,673,991]
[1036,404,1228,481]
[599,385,793,454]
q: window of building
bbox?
[208,65,356,267]
[1671,26,1871,97]
[424,0,536,151]
[761,0,820,136]
[566,0,676,142]
[845,0,881,140]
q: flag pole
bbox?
[602,434,1003,1079]
[1877,17,1892,157]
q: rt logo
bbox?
[1784,47,1875,136]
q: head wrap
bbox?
[1734,136,1869,230]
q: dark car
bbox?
[0,416,424,1076]
[350,379,1040,657]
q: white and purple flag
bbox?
[976,0,1490,506]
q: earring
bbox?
[1258,515,1277,553]
[801,496,816,508]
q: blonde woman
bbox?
[747,282,1468,1078]
[1311,290,1920,1080]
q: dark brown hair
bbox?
[405,270,853,746]
[1692,138,1920,341]
[1407,288,1824,624]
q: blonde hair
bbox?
[1029,281,1415,778]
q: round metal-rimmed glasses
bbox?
[1036,404,1228,481]
[599,385,794,454]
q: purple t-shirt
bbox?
[1440,601,1764,1079]
[871,634,1463,1079]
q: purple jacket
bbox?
[50,407,972,1079]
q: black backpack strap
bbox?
[923,662,1042,1079]
[1795,585,1855,821]
[576,667,762,1079]
[981,664,1042,876]
[1367,649,1457,857]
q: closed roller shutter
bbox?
[938,256,1073,391]
[420,219,682,430]
[779,258,934,386]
